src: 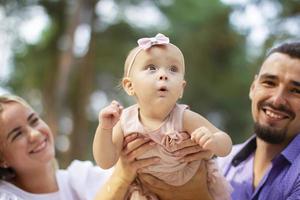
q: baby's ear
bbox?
[182,80,186,89]
[122,77,135,96]
[179,80,186,98]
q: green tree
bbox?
[5,0,288,166]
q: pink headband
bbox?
[126,33,170,77]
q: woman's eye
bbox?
[12,131,22,142]
[291,88,300,94]
[31,118,39,126]
[170,65,178,72]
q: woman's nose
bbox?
[28,128,41,142]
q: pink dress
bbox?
[120,104,232,200]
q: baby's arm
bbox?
[93,101,124,169]
[183,109,232,157]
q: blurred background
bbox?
[0,0,299,167]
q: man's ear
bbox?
[122,77,135,96]
[249,75,258,100]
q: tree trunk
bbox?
[68,0,98,163]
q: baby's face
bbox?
[128,44,186,107]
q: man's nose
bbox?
[271,87,287,108]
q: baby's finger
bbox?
[106,106,122,119]
[111,100,120,106]
[102,103,119,113]
[202,140,215,151]
[111,100,123,111]
[192,132,204,143]
[199,134,211,147]
[101,107,115,116]
[198,126,209,133]
[190,131,196,141]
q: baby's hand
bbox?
[190,127,218,153]
[99,100,123,130]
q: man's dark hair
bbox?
[267,41,300,59]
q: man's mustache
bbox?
[259,101,295,119]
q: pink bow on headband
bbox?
[137,33,170,49]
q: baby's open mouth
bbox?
[158,86,168,91]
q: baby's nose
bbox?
[159,71,168,80]
[159,75,168,80]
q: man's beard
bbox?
[254,122,287,144]
[254,100,294,144]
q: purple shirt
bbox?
[218,134,300,200]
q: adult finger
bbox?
[132,157,160,170]
[179,150,213,163]
[123,133,138,147]
[173,145,203,157]
[126,141,156,161]
[123,136,151,154]
[169,138,198,152]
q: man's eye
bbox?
[170,65,178,72]
[146,65,157,71]
[261,80,275,87]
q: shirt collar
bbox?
[231,133,300,166]
[281,133,300,163]
[231,135,256,167]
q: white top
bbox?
[0,160,113,200]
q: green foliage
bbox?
[3,0,298,161]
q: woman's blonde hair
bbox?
[0,94,32,113]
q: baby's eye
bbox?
[146,64,157,71]
[170,65,178,72]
